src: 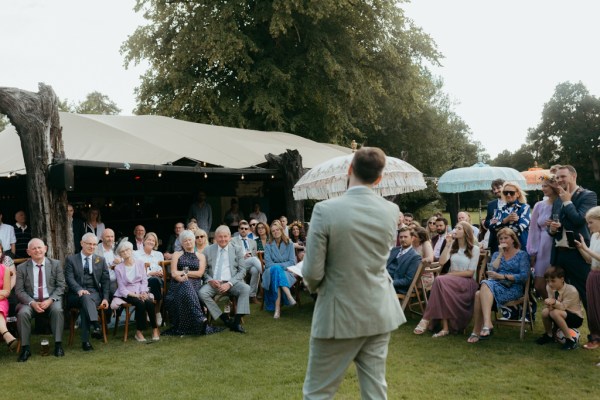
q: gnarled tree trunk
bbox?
[266,149,304,222]
[0,83,69,260]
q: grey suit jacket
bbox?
[302,186,405,339]
[231,236,258,257]
[64,253,110,300]
[15,257,65,304]
[202,243,246,286]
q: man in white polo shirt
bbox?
[0,210,16,257]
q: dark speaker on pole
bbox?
[49,162,75,191]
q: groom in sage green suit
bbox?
[302,147,406,400]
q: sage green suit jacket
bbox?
[302,186,405,339]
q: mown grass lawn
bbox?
[4,293,600,400]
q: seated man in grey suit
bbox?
[200,225,250,333]
[15,238,66,362]
[65,232,110,351]
[231,220,262,304]
[387,227,422,294]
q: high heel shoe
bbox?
[2,331,17,352]
[274,309,281,319]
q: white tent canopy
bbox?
[0,112,352,177]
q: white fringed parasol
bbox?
[292,154,427,200]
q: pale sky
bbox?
[1,1,599,158]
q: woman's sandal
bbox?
[479,326,494,340]
[583,341,600,350]
[467,333,480,343]
[413,319,429,335]
[2,331,17,352]
[432,330,449,338]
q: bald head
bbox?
[27,238,47,263]
[102,228,115,247]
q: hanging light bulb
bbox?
[271,175,275,179]
[105,168,109,175]
[241,174,245,180]
[158,171,162,178]
[204,172,208,179]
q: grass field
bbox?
[4,293,600,400]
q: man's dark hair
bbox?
[544,266,566,280]
[491,179,505,189]
[404,212,413,219]
[435,217,448,226]
[351,147,386,184]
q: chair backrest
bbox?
[397,261,426,311]
[476,250,490,283]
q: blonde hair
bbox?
[269,221,290,245]
[586,206,600,221]
[501,182,527,204]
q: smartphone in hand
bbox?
[566,230,576,248]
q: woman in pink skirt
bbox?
[413,221,480,337]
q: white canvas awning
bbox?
[0,112,352,177]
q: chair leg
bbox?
[113,308,122,337]
[68,309,78,346]
[98,308,108,344]
[123,307,130,342]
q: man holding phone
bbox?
[548,165,597,308]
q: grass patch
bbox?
[4,294,600,399]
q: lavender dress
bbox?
[526,200,553,277]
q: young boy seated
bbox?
[535,266,584,350]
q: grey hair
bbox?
[115,240,134,255]
[215,225,231,235]
[179,230,195,243]
[81,232,98,244]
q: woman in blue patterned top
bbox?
[468,228,530,343]
[489,182,531,250]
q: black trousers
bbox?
[124,296,157,330]
[555,248,590,309]
[147,277,163,302]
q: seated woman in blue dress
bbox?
[468,227,530,343]
[262,221,297,318]
[162,230,223,336]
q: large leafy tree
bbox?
[59,91,121,115]
[528,81,600,190]
[122,0,441,147]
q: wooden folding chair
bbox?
[494,271,534,340]
[419,261,442,306]
[158,260,171,325]
[476,250,490,283]
[397,262,426,316]
[68,305,108,345]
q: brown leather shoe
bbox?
[249,297,260,305]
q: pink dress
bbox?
[0,264,8,318]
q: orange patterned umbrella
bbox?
[521,162,550,190]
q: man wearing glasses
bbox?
[482,179,505,254]
[247,219,259,240]
[232,220,262,303]
[65,233,110,351]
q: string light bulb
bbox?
[241,174,245,180]
[105,168,109,175]
[204,172,208,179]
[158,171,162,177]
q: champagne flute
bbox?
[552,213,560,223]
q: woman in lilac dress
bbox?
[526,175,559,299]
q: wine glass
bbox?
[552,213,560,223]
[183,266,189,276]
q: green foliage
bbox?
[527,81,600,189]
[59,91,121,115]
[0,113,8,131]
[126,3,457,142]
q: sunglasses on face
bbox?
[428,221,435,225]
[503,191,516,196]
[239,227,249,231]
[196,235,206,239]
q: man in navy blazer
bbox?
[482,179,505,254]
[548,165,597,307]
[65,232,110,351]
[387,227,422,294]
